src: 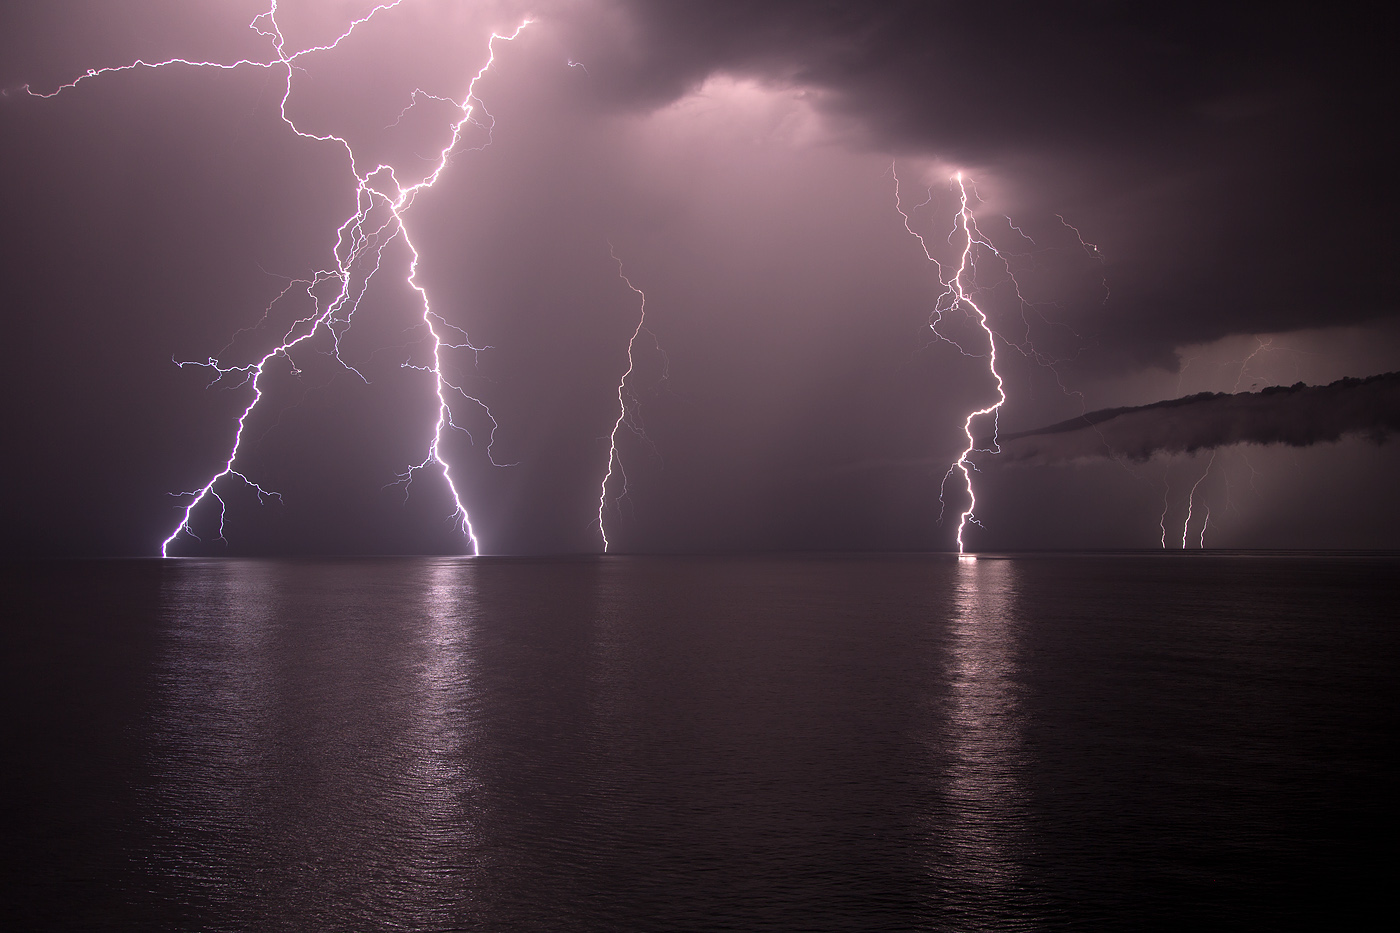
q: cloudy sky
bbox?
[2,0,1394,556]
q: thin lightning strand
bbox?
[597,247,659,552]
[1181,451,1217,549]
[1159,470,1172,549]
[1056,212,1110,302]
[1171,340,1269,550]
[894,168,1006,555]
[30,3,530,556]
[1156,340,1273,550]
[22,1,410,100]
[1160,340,1273,551]
[1233,337,1273,392]
[1183,338,1282,547]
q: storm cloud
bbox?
[1,1,1395,555]
[992,372,1400,464]
[556,0,1395,366]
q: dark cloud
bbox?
[1,2,1395,555]
[589,2,1339,151]
[557,1,1395,366]
[992,372,1400,464]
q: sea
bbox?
[2,553,1395,931]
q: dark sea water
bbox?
[2,553,1396,931]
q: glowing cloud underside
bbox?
[28,2,530,556]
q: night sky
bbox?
[2,0,1395,557]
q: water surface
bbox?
[3,554,1395,929]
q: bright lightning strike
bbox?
[894,168,1007,554]
[1159,451,1217,549]
[28,2,530,557]
[1180,449,1217,550]
[597,247,664,552]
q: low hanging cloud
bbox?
[989,372,1400,464]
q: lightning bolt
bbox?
[1180,451,1217,549]
[893,166,1102,554]
[1055,213,1109,301]
[894,168,1007,555]
[597,247,665,552]
[1156,338,1285,549]
[1182,338,1277,548]
[28,2,530,556]
[1159,471,1172,549]
[1233,336,1274,392]
[1170,339,1272,548]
